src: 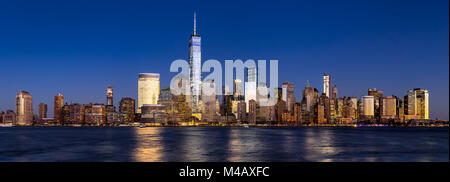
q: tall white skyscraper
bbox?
[245,67,257,112]
[189,12,202,113]
[138,73,160,113]
[323,74,331,98]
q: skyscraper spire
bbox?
[193,12,197,35]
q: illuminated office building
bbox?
[70,103,85,124]
[317,93,330,123]
[92,104,106,125]
[62,104,71,124]
[405,88,429,120]
[237,101,247,124]
[141,104,166,124]
[315,98,327,124]
[332,85,338,100]
[221,86,233,116]
[361,96,374,116]
[301,85,319,112]
[266,105,276,122]
[106,86,113,106]
[301,85,319,123]
[257,82,270,106]
[382,96,397,119]
[323,74,331,98]
[54,93,64,123]
[189,12,202,113]
[248,99,257,124]
[281,82,295,114]
[293,103,302,124]
[245,67,257,112]
[368,88,383,120]
[336,97,345,118]
[234,79,244,99]
[202,80,218,122]
[38,103,47,121]
[119,97,135,123]
[1,110,16,125]
[275,100,286,124]
[348,97,358,119]
[274,87,282,104]
[16,91,33,126]
[138,73,160,113]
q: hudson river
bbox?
[0,127,448,162]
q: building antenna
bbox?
[194,12,197,35]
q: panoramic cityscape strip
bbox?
[0,13,447,128]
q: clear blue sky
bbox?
[0,0,448,120]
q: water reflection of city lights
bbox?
[133,128,163,162]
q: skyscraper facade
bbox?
[361,96,375,117]
[248,99,257,124]
[1,110,16,125]
[236,101,247,124]
[70,103,85,124]
[119,97,135,123]
[323,74,331,98]
[405,88,429,120]
[92,103,106,125]
[16,91,33,126]
[233,79,244,99]
[189,12,202,113]
[332,85,338,100]
[202,80,218,122]
[382,96,397,119]
[38,103,47,121]
[245,66,257,112]
[282,82,295,114]
[221,86,233,116]
[54,93,64,123]
[106,86,113,106]
[368,88,383,120]
[138,73,160,113]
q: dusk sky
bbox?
[0,0,448,119]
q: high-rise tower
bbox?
[405,88,429,120]
[189,12,202,113]
[38,103,47,121]
[16,90,33,126]
[138,73,160,113]
[323,74,331,98]
[332,85,338,100]
[282,82,295,114]
[54,93,64,123]
[106,86,113,106]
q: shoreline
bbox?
[1,124,448,128]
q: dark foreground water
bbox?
[0,127,448,162]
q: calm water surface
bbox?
[0,127,448,162]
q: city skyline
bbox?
[0,0,448,120]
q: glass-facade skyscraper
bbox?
[189,12,202,113]
[138,73,160,113]
[16,90,33,126]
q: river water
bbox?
[0,127,447,162]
